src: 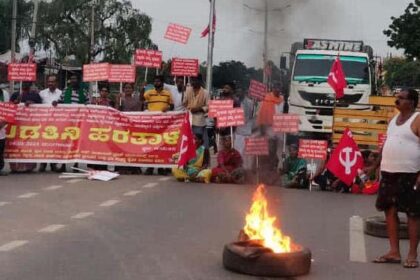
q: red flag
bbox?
[177,113,196,167]
[201,7,216,38]
[327,57,347,99]
[326,128,364,186]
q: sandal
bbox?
[403,259,419,268]
[373,256,401,264]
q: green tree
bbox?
[212,60,263,90]
[35,0,154,65]
[384,0,420,59]
[0,0,32,53]
[384,57,420,87]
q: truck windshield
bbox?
[293,54,370,84]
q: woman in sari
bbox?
[172,134,211,183]
[282,144,309,189]
[211,135,245,184]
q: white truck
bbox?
[285,39,375,137]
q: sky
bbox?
[132,0,412,68]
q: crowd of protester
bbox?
[0,74,381,193]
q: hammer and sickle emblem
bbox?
[339,147,361,175]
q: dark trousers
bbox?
[0,138,5,171]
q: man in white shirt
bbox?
[38,75,62,172]
[165,77,186,111]
[0,88,10,175]
[39,75,62,106]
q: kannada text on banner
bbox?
[2,104,188,167]
[245,137,269,156]
[298,139,328,160]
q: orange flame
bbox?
[243,185,294,253]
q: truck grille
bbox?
[298,91,363,107]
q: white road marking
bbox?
[38,224,66,233]
[123,190,143,196]
[43,185,63,191]
[349,216,367,263]
[0,240,29,252]
[18,192,39,199]
[67,179,84,184]
[143,182,158,189]
[0,201,11,207]
[71,212,94,219]
[158,177,171,182]
[100,200,120,207]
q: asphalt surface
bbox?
[0,172,419,280]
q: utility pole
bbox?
[89,0,96,97]
[90,0,96,63]
[10,0,17,93]
[263,0,268,86]
[29,0,40,62]
[206,0,216,93]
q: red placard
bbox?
[208,100,233,118]
[134,49,162,68]
[0,102,17,123]
[273,113,300,133]
[2,105,190,167]
[7,63,37,81]
[83,63,110,82]
[164,23,192,44]
[378,133,387,149]
[216,108,245,128]
[249,80,267,101]
[245,137,269,156]
[171,58,199,77]
[298,139,328,160]
[108,64,136,83]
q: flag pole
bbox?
[205,0,215,93]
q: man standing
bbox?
[59,74,88,172]
[374,89,420,268]
[143,75,173,175]
[220,82,240,107]
[61,74,88,105]
[256,82,285,171]
[165,77,185,111]
[39,75,62,172]
[183,74,209,147]
[0,87,10,176]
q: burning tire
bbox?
[364,216,420,239]
[223,241,311,278]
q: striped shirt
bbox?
[144,89,173,112]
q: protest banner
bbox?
[164,23,192,44]
[298,139,328,160]
[108,64,136,83]
[216,108,245,128]
[134,49,162,68]
[0,102,17,123]
[171,58,199,77]
[248,80,267,101]
[273,113,300,133]
[245,137,269,156]
[7,63,37,81]
[83,63,110,82]
[208,100,233,118]
[1,105,191,167]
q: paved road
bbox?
[0,173,418,279]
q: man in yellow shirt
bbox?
[143,75,173,112]
[143,75,173,176]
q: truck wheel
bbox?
[223,242,311,277]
